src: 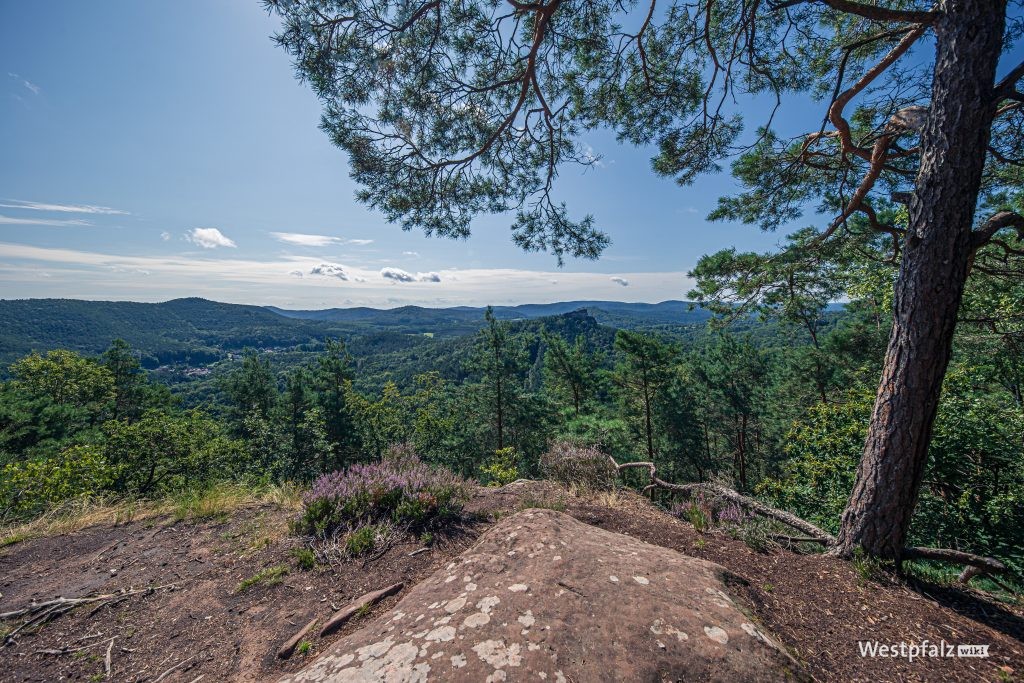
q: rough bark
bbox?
[834,0,1007,560]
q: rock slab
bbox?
[281,509,804,682]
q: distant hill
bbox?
[265,300,712,329]
[0,298,350,368]
[0,297,711,371]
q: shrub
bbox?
[684,504,709,532]
[345,525,378,555]
[294,447,470,538]
[539,440,616,492]
[0,445,113,518]
[104,410,247,495]
[479,447,518,486]
[291,546,317,570]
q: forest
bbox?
[2,242,1021,588]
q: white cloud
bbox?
[0,214,92,227]
[288,270,304,278]
[310,263,349,280]
[0,242,695,307]
[187,227,236,249]
[271,232,341,247]
[611,276,630,287]
[0,199,127,215]
[381,266,416,283]
[582,143,606,168]
[160,231,171,241]
[269,232,372,247]
[381,267,442,283]
[402,251,420,258]
[7,73,40,95]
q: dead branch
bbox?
[319,582,404,637]
[609,457,837,543]
[104,636,115,679]
[903,547,1007,575]
[152,655,195,683]
[770,534,830,545]
[609,456,1009,579]
[1,584,175,644]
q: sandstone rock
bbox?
[281,510,804,682]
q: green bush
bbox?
[479,447,519,487]
[345,525,378,555]
[104,410,247,495]
[0,445,113,518]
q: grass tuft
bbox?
[235,564,289,593]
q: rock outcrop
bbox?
[281,509,804,682]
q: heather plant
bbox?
[295,446,470,539]
[716,502,750,526]
[540,440,616,493]
[344,524,378,555]
[672,492,715,533]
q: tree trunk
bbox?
[834,0,1006,560]
[642,372,654,460]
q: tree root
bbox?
[609,456,1011,585]
[319,582,404,637]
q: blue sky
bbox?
[3,1,1010,308]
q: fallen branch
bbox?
[608,457,837,544]
[104,637,115,679]
[769,534,830,545]
[319,582,404,637]
[278,617,318,659]
[903,547,1007,575]
[1,585,175,644]
[152,655,195,683]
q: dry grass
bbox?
[0,482,304,550]
[588,489,621,508]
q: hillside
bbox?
[0,298,714,372]
[1,482,1020,682]
[0,298,352,368]
[266,300,714,330]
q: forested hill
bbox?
[0,298,347,367]
[265,300,713,329]
[0,297,713,370]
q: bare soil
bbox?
[1,481,1020,682]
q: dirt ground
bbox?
[1,481,1021,682]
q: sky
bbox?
[3,1,1012,309]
